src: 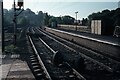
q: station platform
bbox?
[57,28,120,46]
[1,53,35,80]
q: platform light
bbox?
[17,0,23,8]
[75,11,78,31]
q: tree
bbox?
[17,17,29,26]
[37,11,44,26]
[61,16,75,25]
[56,17,62,24]
[44,13,50,26]
[88,8,120,35]
[82,18,88,26]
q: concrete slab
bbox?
[2,56,13,80]
[2,54,35,80]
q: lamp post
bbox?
[0,0,4,52]
[75,11,78,31]
[13,0,24,46]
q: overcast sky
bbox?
[3,0,119,20]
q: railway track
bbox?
[28,28,119,80]
[26,27,120,80]
[40,26,120,78]
[41,27,120,68]
[27,27,86,80]
[37,27,120,72]
[45,27,120,61]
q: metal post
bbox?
[13,0,17,46]
[13,0,24,46]
[1,0,4,52]
[75,12,78,31]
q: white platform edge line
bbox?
[47,27,119,46]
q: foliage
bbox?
[37,11,44,26]
[82,18,88,26]
[88,8,120,35]
[5,45,18,53]
[61,16,75,25]
[3,8,75,28]
[88,8,120,26]
[17,17,29,26]
[4,7,120,34]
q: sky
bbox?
[3,0,120,20]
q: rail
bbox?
[28,35,52,80]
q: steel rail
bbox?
[28,35,52,80]
[32,27,87,80]
[37,27,113,72]
[32,28,86,80]
[37,36,86,80]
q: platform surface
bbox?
[1,54,35,80]
[57,28,120,45]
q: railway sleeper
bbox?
[27,32,44,38]
[30,54,51,80]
